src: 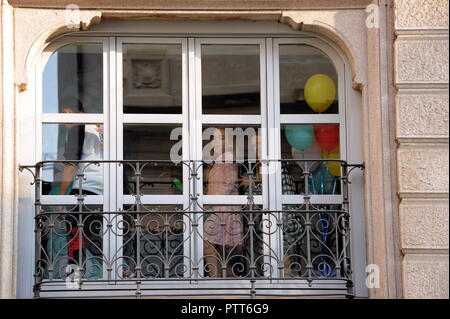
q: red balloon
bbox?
[314,124,340,152]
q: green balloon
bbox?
[172,178,183,192]
[285,125,314,151]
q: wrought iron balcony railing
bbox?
[19,159,364,298]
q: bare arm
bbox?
[60,125,85,195]
[56,125,84,215]
[59,164,77,195]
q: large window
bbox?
[24,33,364,298]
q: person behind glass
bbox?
[59,96,103,197]
[57,96,103,269]
[203,128,244,278]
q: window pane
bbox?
[120,205,184,279]
[282,204,343,278]
[202,44,260,115]
[202,125,261,195]
[123,124,183,195]
[42,124,104,195]
[280,124,341,195]
[43,43,103,113]
[202,205,264,278]
[39,205,104,280]
[279,44,338,114]
[122,44,182,114]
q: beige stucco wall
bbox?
[0,0,448,299]
[394,0,449,299]
[1,0,18,299]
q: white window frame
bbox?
[268,38,348,280]
[115,37,192,279]
[17,21,367,298]
[38,37,112,281]
[192,38,269,277]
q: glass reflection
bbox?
[121,205,184,279]
[279,44,338,114]
[202,125,261,195]
[42,123,104,195]
[40,205,103,280]
[282,204,342,278]
[123,44,182,114]
[202,205,263,278]
[43,43,103,113]
[202,44,260,114]
[123,124,183,195]
[280,124,341,195]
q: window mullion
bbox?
[266,37,283,279]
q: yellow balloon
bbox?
[321,148,341,177]
[304,74,336,113]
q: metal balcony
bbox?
[19,159,363,298]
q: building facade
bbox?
[0,0,448,299]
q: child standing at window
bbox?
[203,128,243,277]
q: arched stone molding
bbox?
[14,8,101,91]
[15,8,368,92]
[280,10,367,90]
[9,3,401,299]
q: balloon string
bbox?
[311,172,316,195]
[332,176,337,195]
[317,165,325,274]
[320,165,337,276]
[320,212,331,276]
[320,166,325,195]
[309,164,335,276]
[323,176,337,276]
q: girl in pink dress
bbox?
[203,151,244,277]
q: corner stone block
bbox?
[396,92,449,138]
[395,0,449,30]
[399,200,449,249]
[395,38,449,84]
[402,254,449,299]
[397,145,449,194]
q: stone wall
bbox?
[394,0,449,299]
[1,0,18,299]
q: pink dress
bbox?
[203,152,244,247]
